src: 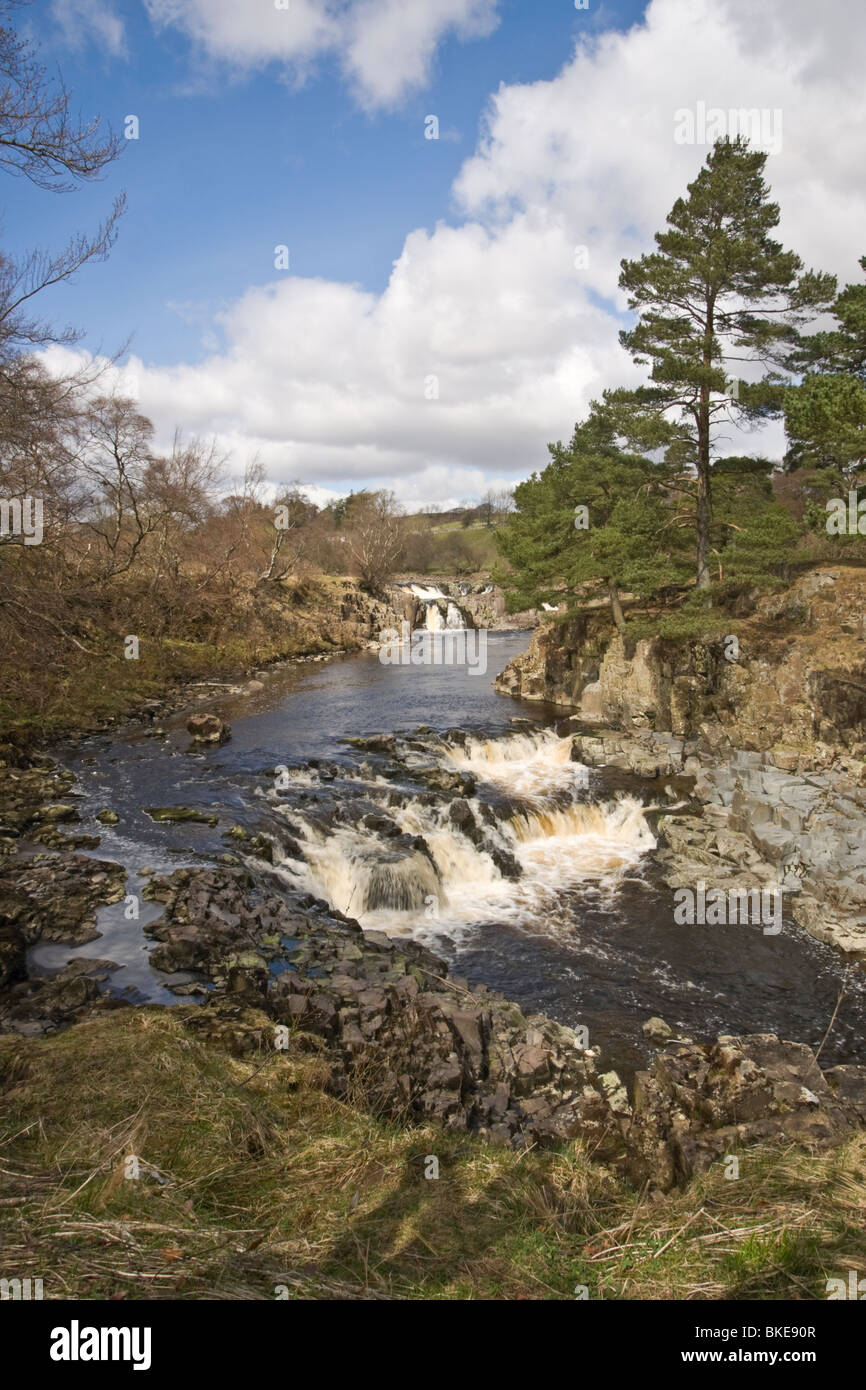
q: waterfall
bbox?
[442,727,579,799]
[404,583,470,632]
[269,729,656,940]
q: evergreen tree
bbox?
[496,409,692,630]
[788,254,866,379]
[708,457,800,584]
[784,257,866,486]
[606,136,833,592]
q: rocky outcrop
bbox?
[3,848,866,1180]
[0,852,126,955]
[565,725,866,953]
[627,1033,866,1190]
[450,582,536,631]
[0,958,129,1038]
[496,568,866,760]
[339,583,406,639]
[671,754,866,953]
[0,755,99,852]
[0,847,129,1032]
[141,866,627,1154]
[135,868,866,1179]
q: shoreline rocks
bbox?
[137,866,866,1184]
[141,866,627,1156]
[186,713,231,745]
[560,724,866,955]
[627,1032,866,1190]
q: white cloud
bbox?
[143,0,500,110]
[341,0,499,110]
[54,0,866,507]
[52,0,127,57]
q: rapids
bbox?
[36,633,866,1076]
[274,728,658,941]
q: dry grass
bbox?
[1,1007,864,1301]
[0,574,363,746]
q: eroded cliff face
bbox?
[495,567,866,763]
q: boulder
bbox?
[186,713,231,744]
[626,1033,864,1190]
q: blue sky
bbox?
[9,0,647,366]
[7,0,860,505]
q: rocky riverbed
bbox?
[543,723,866,956]
[3,719,866,1191]
[5,792,865,1193]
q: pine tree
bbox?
[789,254,866,379]
[708,457,800,585]
[784,257,866,486]
[606,136,834,592]
[496,409,692,630]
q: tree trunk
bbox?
[696,448,712,591]
[696,298,714,592]
[609,582,626,633]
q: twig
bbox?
[815,971,848,1062]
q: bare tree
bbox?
[480,488,497,527]
[0,204,125,359]
[259,484,316,584]
[344,490,404,592]
[495,487,514,520]
[0,1,123,189]
[142,432,222,592]
[0,1,125,363]
[76,395,157,579]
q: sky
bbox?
[7,0,866,508]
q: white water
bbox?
[442,727,578,800]
[425,603,445,632]
[407,584,446,602]
[272,729,656,943]
[405,583,467,632]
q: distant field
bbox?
[404,520,504,577]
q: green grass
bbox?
[2,1007,864,1301]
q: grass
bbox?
[2,1007,865,1301]
[0,576,363,747]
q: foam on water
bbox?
[273,730,656,942]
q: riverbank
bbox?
[3,625,866,1300]
[495,566,866,955]
[3,1001,865,1299]
[0,575,405,752]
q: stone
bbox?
[145,806,219,827]
[186,713,231,744]
[626,1034,861,1190]
[642,1016,673,1043]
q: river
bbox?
[30,630,866,1078]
